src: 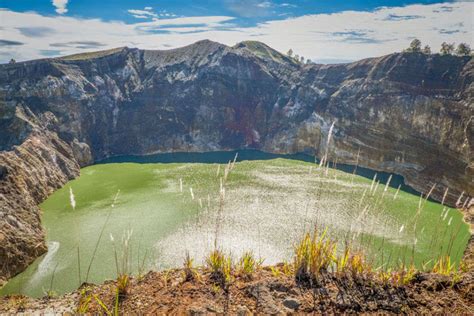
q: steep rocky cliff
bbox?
[0,40,472,282]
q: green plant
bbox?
[163,270,171,287]
[270,266,281,277]
[44,289,57,299]
[348,252,371,278]
[44,262,59,299]
[116,274,130,297]
[206,249,233,285]
[335,246,350,274]
[9,296,27,312]
[282,261,293,276]
[392,264,416,286]
[77,286,93,314]
[183,251,198,281]
[237,251,262,279]
[110,229,133,299]
[432,255,456,276]
[378,268,392,285]
[294,229,336,283]
[211,284,222,296]
[93,294,112,315]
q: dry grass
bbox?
[206,249,233,286]
[237,251,262,280]
[183,251,198,281]
[110,229,133,298]
[294,229,336,283]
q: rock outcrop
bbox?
[0,107,80,285]
[0,40,472,282]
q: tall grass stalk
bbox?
[77,246,81,287]
[350,147,361,184]
[455,191,464,207]
[110,229,133,297]
[319,121,335,173]
[69,187,76,210]
[393,184,401,200]
[85,210,113,283]
[45,262,59,298]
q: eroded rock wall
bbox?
[0,109,80,285]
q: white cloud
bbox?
[280,3,297,8]
[257,1,273,8]
[52,0,68,14]
[131,15,150,19]
[128,8,157,19]
[1,2,472,63]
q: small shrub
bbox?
[93,294,111,315]
[162,270,171,287]
[211,284,222,296]
[377,265,416,286]
[378,269,392,285]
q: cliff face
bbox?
[0,108,79,284]
[0,40,472,282]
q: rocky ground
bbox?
[1,264,473,314]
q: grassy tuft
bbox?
[294,230,336,283]
[432,255,457,276]
[206,249,233,286]
[237,251,262,280]
[110,229,133,299]
[183,251,198,281]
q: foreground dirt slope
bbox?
[1,264,473,314]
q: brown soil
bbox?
[1,266,473,315]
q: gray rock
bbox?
[0,165,7,180]
[236,305,251,316]
[283,297,301,310]
[71,139,93,167]
[248,283,282,314]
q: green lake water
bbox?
[0,152,470,298]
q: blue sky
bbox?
[0,1,472,63]
[1,0,452,25]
